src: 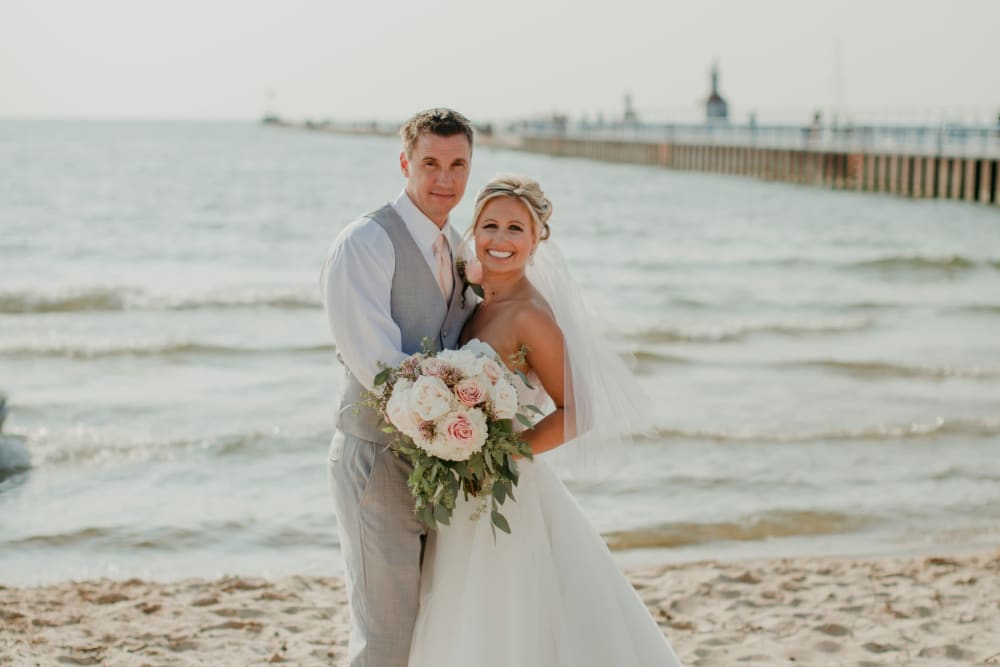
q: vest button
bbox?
[441,329,448,338]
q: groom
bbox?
[320,108,476,667]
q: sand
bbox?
[2,550,998,666]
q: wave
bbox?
[798,359,1000,380]
[5,520,341,551]
[648,417,1000,444]
[627,316,872,344]
[846,255,997,273]
[8,521,238,550]
[0,288,129,313]
[9,509,869,552]
[631,350,691,365]
[168,293,320,311]
[604,509,872,550]
[12,426,327,468]
[955,304,1000,315]
[0,341,334,360]
[924,467,1000,484]
[0,287,321,314]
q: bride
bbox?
[408,176,683,667]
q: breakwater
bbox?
[515,132,1000,205]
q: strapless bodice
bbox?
[461,338,554,423]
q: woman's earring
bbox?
[528,253,535,266]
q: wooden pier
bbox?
[281,118,1000,206]
[514,135,1000,205]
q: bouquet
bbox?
[367,341,538,535]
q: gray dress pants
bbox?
[328,431,428,667]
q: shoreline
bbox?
[3,549,997,666]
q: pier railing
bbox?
[516,123,1000,160]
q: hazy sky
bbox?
[2,0,998,125]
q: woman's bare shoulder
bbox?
[512,292,562,345]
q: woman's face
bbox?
[473,196,537,276]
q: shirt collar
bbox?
[392,189,450,256]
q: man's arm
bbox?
[320,219,408,391]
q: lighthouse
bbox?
[705,62,729,124]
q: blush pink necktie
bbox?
[433,233,454,301]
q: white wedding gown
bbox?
[408,346,682,667]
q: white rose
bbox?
[419,356,450,379]
[409,375,454,422]
[385,379,419,437]
[476,357,504,385]
[461,338,496,359]
[419,408,488,461]
[491,378,519,420]
[436,349,478,376]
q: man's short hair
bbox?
[399,108,474,157]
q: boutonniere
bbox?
[455,257,485,307]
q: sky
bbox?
[2,0,998,125]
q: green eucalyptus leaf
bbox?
[492,483,507,504]
[516,413,533,428]
[433,503,451,526]
[419,505,436,530]
[373,367,391,386]
[515,370,534,390]
[491,510,511,534]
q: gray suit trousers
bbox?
[328,431,428,667]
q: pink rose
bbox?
[464,258,483,285]
[421,357,449,378]
[436,409,487,459]
[446,414,474,442]
[454,377,488,407]
[479,358,503,384]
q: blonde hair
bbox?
[472,175,553,243]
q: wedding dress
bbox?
[407,341,683,667]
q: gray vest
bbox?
[336,204,474,445]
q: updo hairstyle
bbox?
[472,175,553,244]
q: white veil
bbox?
[526,241,653,479]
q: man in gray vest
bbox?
[320,108,477,667]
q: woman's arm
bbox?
[513,307,567,455]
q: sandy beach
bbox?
[2,549,997,666]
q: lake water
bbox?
[1,120,999,585]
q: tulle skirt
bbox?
[408,457,682,667]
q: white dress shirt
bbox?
[320,189,457,391]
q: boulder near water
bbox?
[0,393,31,480]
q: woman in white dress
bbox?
[407,175,683,667]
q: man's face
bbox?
[400,133,472,228]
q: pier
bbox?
[508,122,1000,205]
